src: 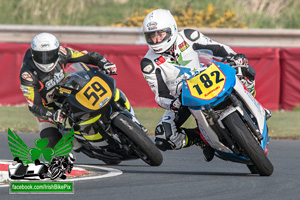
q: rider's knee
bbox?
[155,124,173,151]
[155,124,185,151]
[155,138,172,151]
[40,127,62,148]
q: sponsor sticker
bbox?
[45,69,64,90]
[154,56,166,65]
[178,41,189,52]
[147,21,157,31]
[21,72,33,82]
[59,46,67,55]
[59,88,72,94]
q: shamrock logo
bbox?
[8,128,74,165]
[29,138,54,163]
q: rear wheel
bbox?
[223,112,273,176]
[112,114,163,166]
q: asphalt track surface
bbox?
[0,132,299,200]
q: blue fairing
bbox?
[215,149,251,164]
[182,61,236,110]
[261,118,269,150]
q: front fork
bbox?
[112,89,147,133]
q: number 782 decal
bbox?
[186,63,226,100]
[76,77,112,110]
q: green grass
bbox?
[0,0,299,28]
[0,106,38,133]
[1,106,299,139]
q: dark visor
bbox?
[144,28,172,45]
[32,48,59,64]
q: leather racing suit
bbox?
[140,29,255,150]
[19,46,114,148]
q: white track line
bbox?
[64,165,123,181]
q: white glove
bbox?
[52,109,65,123]
[102,62,117,75]
[222,53,248,66]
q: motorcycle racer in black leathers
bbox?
[19,32,118,150]
[140,9,268,162]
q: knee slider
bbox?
[40,127,62,148]
[155,138,172,151]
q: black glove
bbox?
[101,62,117,75]
[222,53,248,66]
[170,98,181,112]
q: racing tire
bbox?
[223,112,273,176]
[247,164,259,174]
[112,114,163,166]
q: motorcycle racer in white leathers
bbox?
[140,9,262,161]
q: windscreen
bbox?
[61,63,91,90]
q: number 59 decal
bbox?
[76,77,112,110]
[186,63,226,100]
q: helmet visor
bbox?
[32,48,59,64]
[144,28,172,45]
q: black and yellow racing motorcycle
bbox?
[54,63,162,166]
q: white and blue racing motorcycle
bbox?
[181,50,273,176]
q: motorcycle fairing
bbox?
[182,61,236,110]
[75,76,112,110]
[232,76,269,150]
[59,63,116,113]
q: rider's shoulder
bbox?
[22,50,36,71]
[59,46,69,57]
[20,64,36,84]
[140,56,155,74]
[181,29,203,42]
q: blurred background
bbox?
[0,0,299,136]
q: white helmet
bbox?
[142,9,178,53]
[31,33,60,72]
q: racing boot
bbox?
[183,128,215,162]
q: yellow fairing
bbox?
[124,98,130,110]
[76,76,112,110]
[74,131,81,135]
[79,114,102,126]
[114,89,130,110]
[77,114,103,141]
[186,63,226,100]
[83,132,103,141]
[114,89,120,101]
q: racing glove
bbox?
[51,109,66,123]
[222,53,248,66]
[170,98,181,112]
[101,62,117,75]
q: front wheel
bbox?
[223,112,273,176]
[112,114,163,166]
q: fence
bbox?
[1,42,299,110]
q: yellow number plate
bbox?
[186,63,226,100]
[76,76,112,110]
